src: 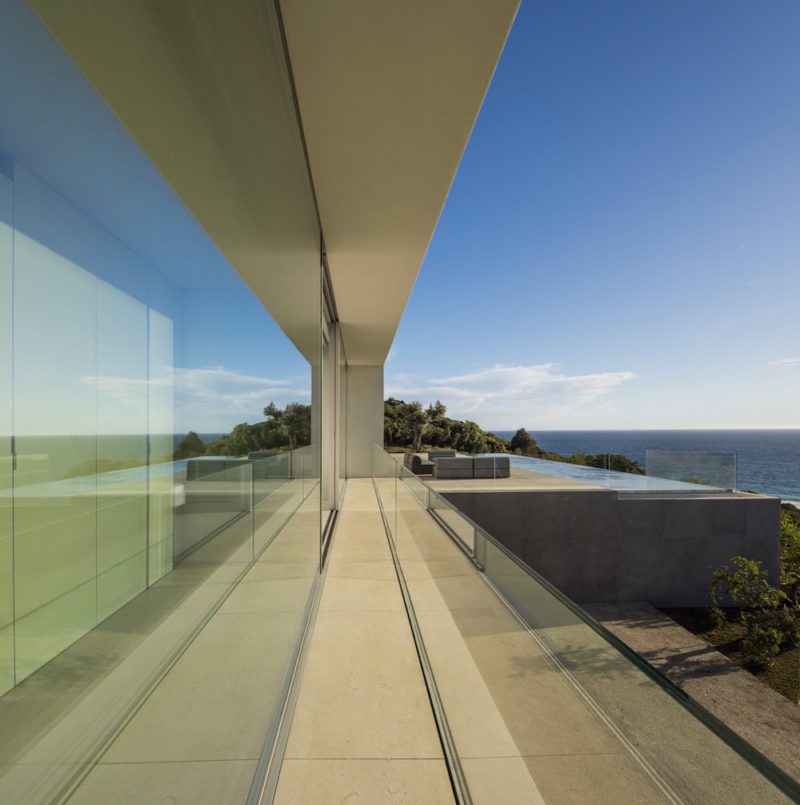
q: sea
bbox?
[490,430,800,505]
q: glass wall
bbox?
[0,171,12,697]
[0,1,323,800]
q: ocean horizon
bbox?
[490,429,800,503]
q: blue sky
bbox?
[386,0,800,430]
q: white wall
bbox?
[345,365,383,477]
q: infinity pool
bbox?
[484,454,733,494]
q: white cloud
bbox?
[82,361,635,433]
[767,356,800,367]
[386,362,635,428]
[82,365,310,433]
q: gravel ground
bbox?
[584,601,800,785]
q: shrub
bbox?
[781,509,800,604]
[709,556,799,668]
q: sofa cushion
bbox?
[433,457,474,479]
[405,453,434,475]
[473,456,510,478]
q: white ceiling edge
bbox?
[281,0,520,365]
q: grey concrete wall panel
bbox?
[441,490,781,607]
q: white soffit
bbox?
[29,0,518,365]
[280,0,519,365]
[29,0,324,362]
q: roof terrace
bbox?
[272,458,796,802]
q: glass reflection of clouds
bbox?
[0,15,320,797]
[1,160,315,678]
[0,154,315,690]
[8,188,309,440]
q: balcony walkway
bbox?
[17,477,789,804]
[274,479,712,805]
[273,480,454,802]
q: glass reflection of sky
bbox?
[0,0,309,438]
[0,0,322,753]
[5,184,309,437]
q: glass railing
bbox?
[507,453,735,492]
[646,449,737,491]
[0,448,318,804]
[175,461,253,559]
[372,445,799,804]
[405,448,739,493]
[401,447,768,607]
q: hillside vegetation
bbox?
[174,401,312,459]
[383,398,643,473]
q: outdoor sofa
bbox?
[432,455,510,480]
[404,452,435,475]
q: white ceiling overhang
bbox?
[280,0,519,364]
[29,0,518,365]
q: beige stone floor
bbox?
[61,492,321,805]
[393,486,664,805]
[8,477,789,804]
[273,480,454,804]
[278,479,780,804]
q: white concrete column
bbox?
[345,365,383,477]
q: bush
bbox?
[740,627,783,668]
[709,556,799,668]
[781,508,800,604]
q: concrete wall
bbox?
[442,490,781,607]
[345,364,383,477]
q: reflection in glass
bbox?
[0,0,322,798]
[148,303,176,584]
[13,165,100,682]
[0,172,13,697]
[96,279,148,620]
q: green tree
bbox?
[584,453,644,474]
[403,401,428,452]
[174,430,205,459]
[709,556,799,668]
[282,402,312,449]
[426,400,447,423]
[510,427,538,456]
[382,397,513,452]
[781,509,800,604]
[383,398,408,446]
[203,401,311,457]
[226,422,262,455]
[484,432,511,453]
[424,400,448,447]
[449,420,487,453]
[261,401,311,450]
